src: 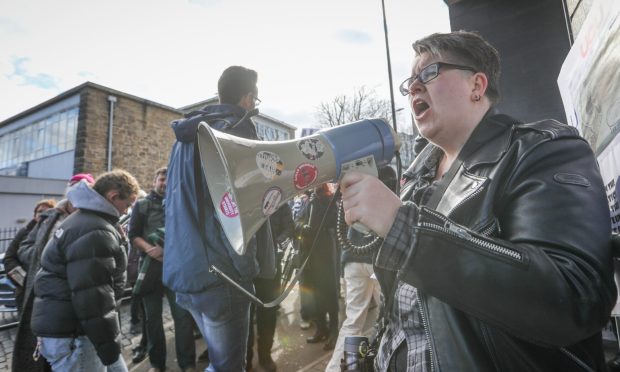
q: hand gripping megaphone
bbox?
[197,118,401,255]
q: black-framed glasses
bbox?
[254,96,261,107]
[398,62,477,96]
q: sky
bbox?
[0,0,450,133]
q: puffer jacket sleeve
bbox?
[398,137,616,347]
[65,227,124,365]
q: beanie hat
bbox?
[69,173,95,186]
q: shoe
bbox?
[131,347,147,364]
[198,348,210,362]
[609,353,620,372]
[306,328,329,343]
[299,320,312,330]
[323,335,337,351]
[258,355,277,372]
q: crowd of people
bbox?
[2,30,620,372]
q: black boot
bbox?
[609,353,620,372]
[258,354,277,372]
[306,328,329,343]
[323,332,338,350]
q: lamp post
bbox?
[381,0,398,133]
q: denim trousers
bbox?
[39,335,127,372]
[142,286,196,369]
[179,283,252,372]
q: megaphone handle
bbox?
[351,222,371,235]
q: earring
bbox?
[472,94,480,102]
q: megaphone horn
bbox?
[197,118,401,255]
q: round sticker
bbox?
[262,186,283,216]
[220,192,239,218]
[294,163,318,190]
[256,151,284,180]
[297,138,325,160]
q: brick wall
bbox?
[74,86,181,190]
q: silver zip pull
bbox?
[444,221,472,239]
[33,337,41,361]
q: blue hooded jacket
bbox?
[163,104,261,294]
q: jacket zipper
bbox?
[445,183,485,217]
[415,207,520,372]
[417,289,436,372]
[422,209,522,261]
[560,347,594,372]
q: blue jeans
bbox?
[178,283,252,372]
[39,336,127,372]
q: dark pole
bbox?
[381,0,398,132]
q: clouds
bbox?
[8,57,59,89]
[0,0,449,131]
[335,29,373,44]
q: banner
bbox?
[557,0,620,155]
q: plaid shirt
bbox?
[374,146,443,371]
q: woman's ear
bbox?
[472,72,489,99]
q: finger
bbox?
[340,171,367,190]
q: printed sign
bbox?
[298,138,325,160]
[262,186,283,216]
[294,163,318,190]
[256,151,284,180]
[340,155,377,177]
[220,192,239,218]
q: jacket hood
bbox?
[171,103,247,143]
[67,180,120,218]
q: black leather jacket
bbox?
[378,113,616,371]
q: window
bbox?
[0,106,79,170]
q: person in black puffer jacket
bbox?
[31,170,140,372]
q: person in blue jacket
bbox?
[164,65,275,372]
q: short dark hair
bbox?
[412,31,501,103]
[93,169,140,200]
[218,66,258,105]
[154,167,167,181]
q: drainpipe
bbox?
[107,95,117,171]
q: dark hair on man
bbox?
[154,166,167,180]
[412,31,501,103]
[93,169,140,200]
[218,66,258,105]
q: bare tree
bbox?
[315,86,393,128]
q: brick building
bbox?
[0,81,296,228]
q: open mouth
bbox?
[412,98,430,117]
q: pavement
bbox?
[125,285,337,372]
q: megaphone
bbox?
[197,118,400,255]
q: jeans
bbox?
[178,283,252,372]
[142,286,196,369]
[326,262,381,372]
[39,336,127,372]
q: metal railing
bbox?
[0,227,19,254]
